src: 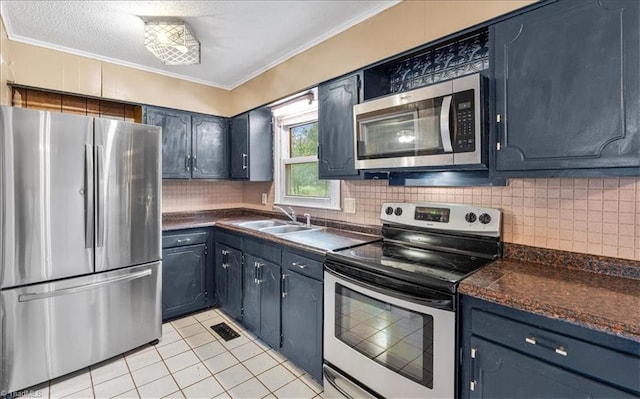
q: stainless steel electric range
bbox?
[323,202,502,399]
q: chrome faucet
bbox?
[303,213,311,227]
[273,206,296,223]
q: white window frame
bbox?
[274,109,341,210]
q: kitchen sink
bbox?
[237,219,290,230]
[259,224,314,234]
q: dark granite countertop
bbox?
[162,209,381,255]
[459,244,640,342]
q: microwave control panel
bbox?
[453,89,475,153]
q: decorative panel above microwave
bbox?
[353,73,487,171]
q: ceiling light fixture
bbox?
[144,20,200,65]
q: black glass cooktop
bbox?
[326,240,493,293]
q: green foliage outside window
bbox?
[287,122,328,197]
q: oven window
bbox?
[335,284,434,389]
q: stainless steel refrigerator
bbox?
[0,106,162,393]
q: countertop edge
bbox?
[459,259,640,343]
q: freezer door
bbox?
[94,118,161,272]
[0,262,162,394]
[0,106,94,289]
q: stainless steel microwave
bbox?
[353,73,486,170]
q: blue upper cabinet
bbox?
[492,0,640,176]
[318,73,361,179]
[230,107,273,181]
[145,106,229,180]
[192,114,229,179]
[230,113,249,179]
[145,107,192,179]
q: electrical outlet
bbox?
[344,198,356,214]
[261,193,268,205]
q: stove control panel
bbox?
[380,202,501,237]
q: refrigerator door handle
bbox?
[84,144,94,249]
[96,144,105,247]
[17,269,153,302]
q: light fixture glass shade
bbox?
[144,21,200,65]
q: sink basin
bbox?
[259,225,314,234]
[237,220,289,230]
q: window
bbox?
[273,92,340,209]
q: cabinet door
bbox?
[216,243,243,320]
[230,113,249,179]
[162,244,207,320]
[247,107,273,182]
[259,261,281,349]
[242,254,261,334]
[226,247,243,321]
[318,74,360,179]
[145,107,192,179]
[192,115,229,179]
[468,336,637,399]
[493,0,640,175]
[281,271,323,381]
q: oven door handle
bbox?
[324,266,454,310]
[323,364,379,399]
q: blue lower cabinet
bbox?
[460,296,640,398]
[469,336,636,399]
[215,243,243,321]
[281,270,323,382]
[161,244,207,320]
[243,254,281,349]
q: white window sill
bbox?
[273,201,341,212]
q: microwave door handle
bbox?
[440,95,453,153]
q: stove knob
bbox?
[465,212,477,223]
[385,206,394,215]
[479,213,492,224]
[394,207,403,216]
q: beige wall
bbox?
[243,178,640,262]
[0,20,230,115]
[230,0,534,114]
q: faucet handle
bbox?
[303,213,311,227]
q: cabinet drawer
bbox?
[215,229,242,249]
[244,238,281,264]
[283,251,323,281]
[162,231,208,248]
[471,309,640,393]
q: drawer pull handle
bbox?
[555,347,568,356]
[176,238,191,244]
[292,262,307,269]
[525,337,536,345]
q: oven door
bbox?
[323,268,455,399]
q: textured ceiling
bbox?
[0,0,400,89]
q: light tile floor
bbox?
[20,308,325,399]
